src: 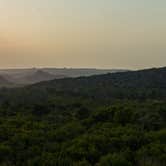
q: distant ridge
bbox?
[14,70,66,84]
[0,75,13,87]
[0,68,128,87]
[0,66,166,120]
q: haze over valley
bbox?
[0,68,127,87]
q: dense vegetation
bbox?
[0,67,166,166]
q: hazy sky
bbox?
[0,0,166,69]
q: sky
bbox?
[0,0,166,69]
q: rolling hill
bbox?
[0,68,128,87]
[0,67,165,166]
[23,66,166,101]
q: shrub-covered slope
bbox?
[0,67,165,166]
